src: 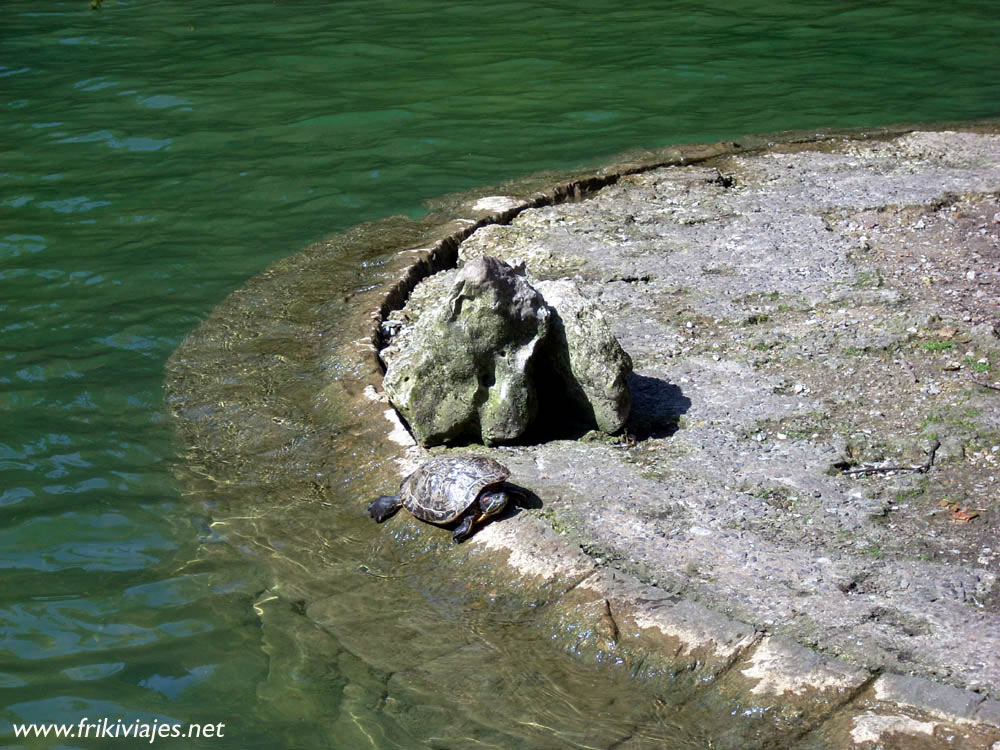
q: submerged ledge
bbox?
[168,121,1000,748]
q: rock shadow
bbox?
[504,483,543,512]
[626,373,691,440]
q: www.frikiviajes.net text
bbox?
[12,718,226,743]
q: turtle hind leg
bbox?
[368,495,402,523]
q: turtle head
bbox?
[478,489,509,518]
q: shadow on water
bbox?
[626,373,692,440]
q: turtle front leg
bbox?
[452,511,479,543]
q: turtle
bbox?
[367,456,513,542]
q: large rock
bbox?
[534,279,632,434]
[381,257,633,446]
[381,256,551,446]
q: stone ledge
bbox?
[873,674,1000,727]
[370,123,1000,745]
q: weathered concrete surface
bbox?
[374,127,1000,747]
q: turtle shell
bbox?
[399,456,510,524]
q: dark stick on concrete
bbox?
[841,439,941,476]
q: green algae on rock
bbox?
[381,256,552,446]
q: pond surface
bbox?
[2,0,999,746]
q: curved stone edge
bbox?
[356,122,1000,748]
[471,513,1000,748]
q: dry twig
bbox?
[894,358,919,383]
[842,439,940,476]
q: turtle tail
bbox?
[368,495,402,523]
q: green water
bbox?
[2,0,998,746]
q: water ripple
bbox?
[54,130,172,152]
[61,661,126,682]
